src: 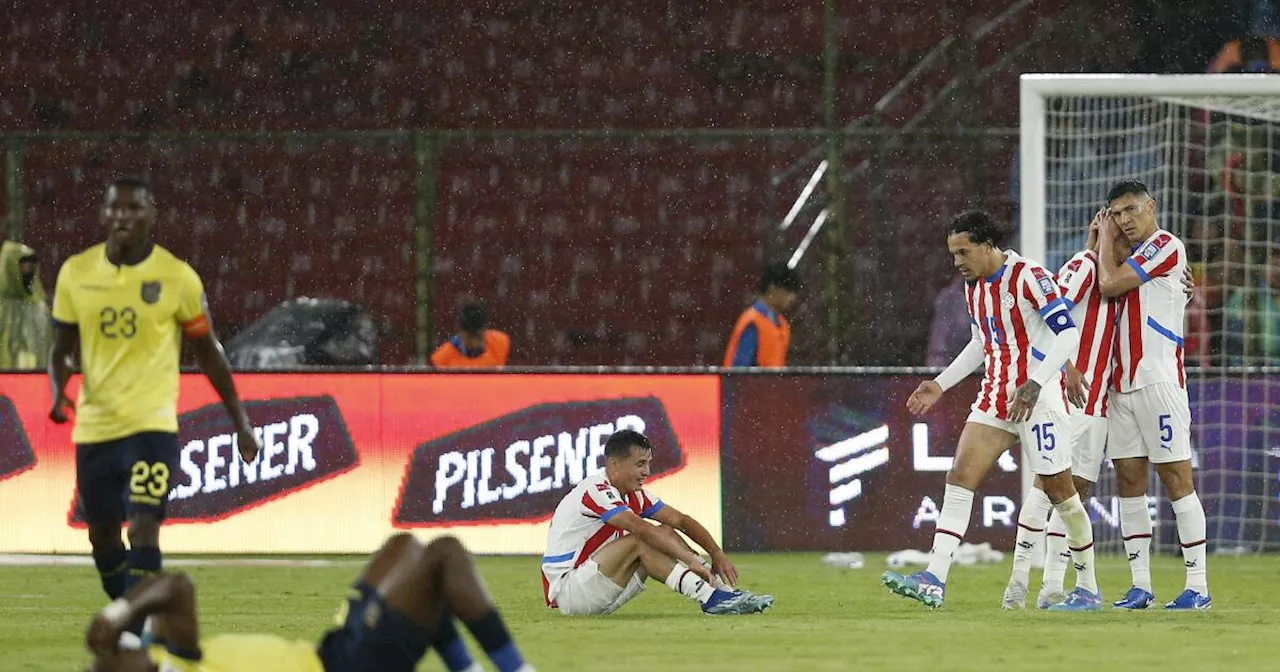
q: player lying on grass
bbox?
[541,429,774,616]
[85,533,534,672]
[883,210,1102,611]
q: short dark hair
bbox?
[758,262,800,295]
[1107,179,1149,203]
[948,210,1007,247]
[458,302,486,333]
[108,176,152,196]
[604,429,651,460]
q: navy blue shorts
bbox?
[317,582,433,672]
[75,431,180,526]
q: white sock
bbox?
[1011,488,1051,586]
[1171,491,1208,593]
[1119,495,1153,593]
[1041,510,1070,594]
[664,563,716,604]
[1054,494,1098,594]
[925,484,974,583]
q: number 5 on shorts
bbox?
[1158,414,1173,449]
[129,460,171,502]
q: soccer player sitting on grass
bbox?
[85,533,534,672]
[541,429,774,616]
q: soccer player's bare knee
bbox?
[1155,461,1194,500]
[363,533,423,587]
[1038,470,1076,504]
[592,536,643,584]
[425,536,469,565]
[1113,458,1149,497]
[126,514,161,547]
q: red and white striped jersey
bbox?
[964,251,1072,421]
[540,473,664,606]
[1112,229,1187,392]
[1057,250,1119,417]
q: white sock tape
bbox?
[101,598,131,628]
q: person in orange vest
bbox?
[723,262,799,367]
[431,302,512,368]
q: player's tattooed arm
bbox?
[1007,381,1041,424]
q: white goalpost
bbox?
[1019,73,1280,555]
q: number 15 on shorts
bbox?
[1032,422,1056,459]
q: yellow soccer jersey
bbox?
[150,634,324,672]
[51,243,210,444]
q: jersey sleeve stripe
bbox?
[51,317,77,328]
[1146,316,1185,347]
[542,551,576,563]
[581,492,607,516]
[1126,257,1152,283]
[181,314,211,338]
[1147,249,1181,279]
[1038,297,1067,317]
[640,501,665,518]
[599,505,628,523]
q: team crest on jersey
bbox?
[1140,242,1160,260]
[1037,276,1057,297]
[1000,292,1015,309]
[140,281,162,304]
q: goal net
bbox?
[1020,74,1280,555]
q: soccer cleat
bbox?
[746,593,776,613]
[1036,587,1066,609]
[1046,587,1103,612]
[1001,580,1028,610]
[1164,589,1211,611]
[882,570,945,609]
[1111,586,1155,610]
[702,589,758,615]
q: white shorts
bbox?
[968,394,1072,476]
[552,559,646,616]
[1067,412,1107,482]
[1106,383,1192,464]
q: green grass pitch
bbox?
[4,553,1277,671]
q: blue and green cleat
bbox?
[881,570,945,609]
[1111,586,1155,610]
[1046,587,1103,611]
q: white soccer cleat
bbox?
[1001,580,1028,610]
[1036,587,1067,609]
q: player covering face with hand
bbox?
[882,210,1102,611]
[1092,180,1209,611]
